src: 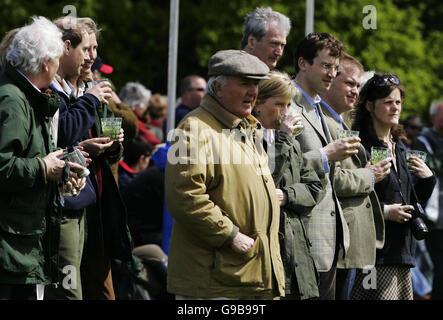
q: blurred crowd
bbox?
[0,7,442,301]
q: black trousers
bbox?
[426,229,443,300]
[0,284,36,300]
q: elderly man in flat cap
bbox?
[165,50,285,299]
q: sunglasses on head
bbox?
[372,74,400,86]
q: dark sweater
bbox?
[121,162,164,247]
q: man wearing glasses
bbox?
[403,115,424,149]
[292,32,359,299]
[174,74,207,128]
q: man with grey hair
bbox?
[166,50,285,299]
[120,82,161,145]
[0,16,85,300]
[413,100,443,299]
[242,7,291,69]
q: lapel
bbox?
[321,104,340,141]
[294,92,328,145]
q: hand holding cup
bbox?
[279,107,304,136]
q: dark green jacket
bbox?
[82,102,133,261]
[0,64,61,284]
[269,131,325,299]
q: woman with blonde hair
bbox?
[253,71,325,299]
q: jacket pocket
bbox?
[342,206,355,225]
[0,209,45,236]
[211,237,263,287]
[0,228,43,274]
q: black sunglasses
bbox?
[407,124,422,131]
[188,87,206,92]
[372,74,400,86]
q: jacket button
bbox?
[330,211,335,216]
[264,177,268,183]
[217,220,223,227]
[366,203,371,208]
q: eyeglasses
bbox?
[188,87,206,92]
[407,124,422,131]
[372,74,400,87]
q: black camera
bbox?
[407,202,429,240]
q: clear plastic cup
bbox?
[339,129,360,150]
[338,129,360,139]
[87,78,110,89]
[371,146,392,164]
[101,117,122,141]
[278,112,304,136]
[406,150,427,167]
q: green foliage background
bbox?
[0,0,441,124]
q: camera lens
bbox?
[410,216,429,240]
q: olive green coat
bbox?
[321,104,385,268]
[165,94,285,299]
[269,130,325,299]
[0,64,61,284]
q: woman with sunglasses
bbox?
[253,71,325,299]
[350,74,435,300]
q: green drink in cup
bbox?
[101,117,122,141]
[338,129,360,150]
[292,119,304,136]
[371,146,392,164]
[406,150,427,168]
[338,129,359,139]
[278,113,304,136]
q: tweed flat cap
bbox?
[208,50,270,79]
